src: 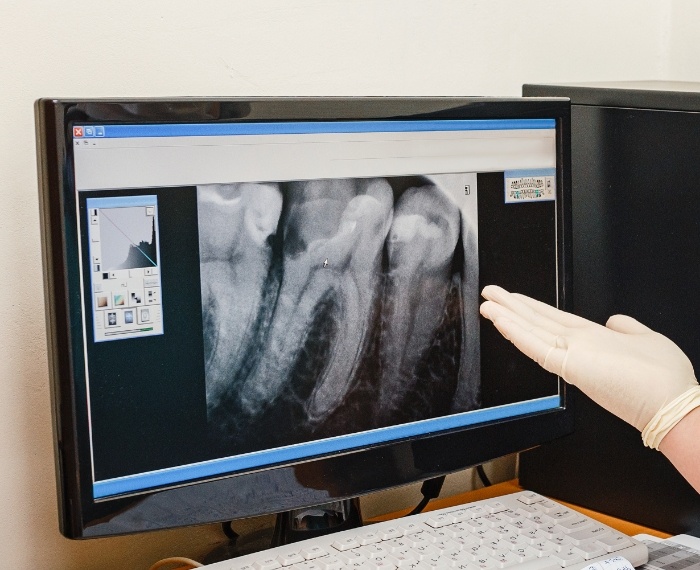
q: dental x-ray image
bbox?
[197,175,480,452]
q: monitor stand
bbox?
[204,498,363,563]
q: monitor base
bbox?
[203,498,363,563]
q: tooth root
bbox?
[197,183,282,412]
[305,180,394,423]
[377,184,461,421]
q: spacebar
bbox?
[510,558,562,570]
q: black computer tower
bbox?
[520,81,700,533]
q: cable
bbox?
[147,557,203,570]
[476,464,492,488]
[222,520,240,541]
[408,475,446,516]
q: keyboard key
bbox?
[404,534,430,548]
[385,539,413,552]
[492,524,512,538]
[556,516,592,533]
[510,546,539,562]
[539,523,561,539]
[290,562,323,570]
[566,525,611,545]
[387,551,418,567]
[530,540,558,557]
[515,505,539,517]
[254,557,282,570]
[332,537,360,551]
[521,529,548,544]
[526,515,550,528]
[431,538,462,554]
[441,550,473,565]
[500,558,561,570]
[549,535,573,551]
[379,527,403,540]
[411,544,441,560]
[482,538,507,554]
[399,562,432,570]
[301,546,328,560]
[464,505,489,518]
[446,523,477,539]
[550,549,586,567]
[449,508,475,523]
[315,556,345,570]
[498,509,522,522]
[420,552,445,570]
[421,527,450,542]
[361,556,398,570]
[451,534,481,549]
[482,515,508,527]
[465,545,495,560]
[493,550,521,568]
[358,545,391,559]
[400,522,423,535]
[548,508,577,522]
[571,543,608,560]
[472,555,498,569]
[474,528,500,542]
[517,492,545,505]
[277,551,305,566]
[501,533,529,549]
[463,519,488,532]
[506,518,533,532]
[595,533,634,553]
[334,550,366,564]
[358,532,382,545]
[485,501,508,513]
[426,513,456,528]
[532,500,562,514]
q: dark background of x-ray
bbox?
[80,173,558,482]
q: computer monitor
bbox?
[36,97,572,540]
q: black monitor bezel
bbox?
[36,97,573,539]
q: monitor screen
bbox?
[36,98,572,538]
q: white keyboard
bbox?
[202,491,649,570]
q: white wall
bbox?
[667,0,700,80]
[0,1,692,568]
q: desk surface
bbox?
[367,480,671,539]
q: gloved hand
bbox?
[479,285,700,447]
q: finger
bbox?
[510,292,591,329]
[489,315,568,377]
[481,300,561,348]
[481,285,568,335]
[606,314,654,335]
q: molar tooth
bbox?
[197,183,283,413]
[376,183,461,423]
[238,178,393,426]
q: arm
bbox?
[660,406,700,493]
[480,285,700,466]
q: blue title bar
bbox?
[75,119,557,139]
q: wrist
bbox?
[658,405,700,494]
[642,385,700,450]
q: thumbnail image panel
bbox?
[197,175,480,453]
[86,195,163,342]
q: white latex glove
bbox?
[479,285,700,439]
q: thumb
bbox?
[606,314,653,335]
